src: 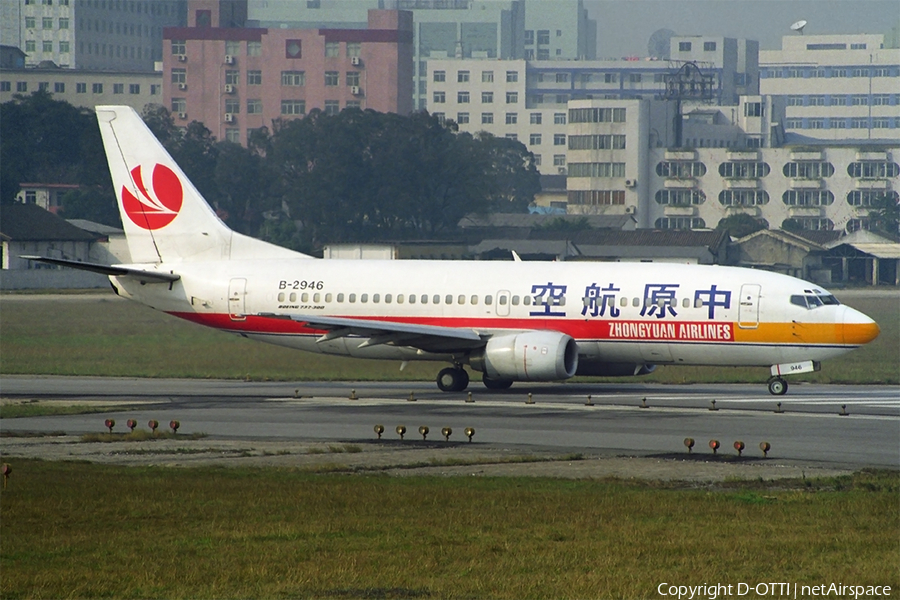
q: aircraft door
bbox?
[738,283,761,329]
[495,290,511,316]
[228,278,247,321]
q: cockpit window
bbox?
[790,293,840,309]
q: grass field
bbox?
[1,292,897,384]
[1,460,897,599]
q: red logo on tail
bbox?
[121,164,183,230]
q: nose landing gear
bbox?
[767,376,788,396]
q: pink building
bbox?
[163,5,413,146]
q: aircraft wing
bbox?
[259,313,489,353]
[20,256,180,284]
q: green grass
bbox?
[0,461,896,599]
[1,293,897,384]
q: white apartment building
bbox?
[0,66,162,111]
[567,98,899,234]
[760,33,900,143]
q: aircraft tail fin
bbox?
[95,105,307,264]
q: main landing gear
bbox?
[767,376,788,396]
[437,367,469,392]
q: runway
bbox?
[2,376,898,469]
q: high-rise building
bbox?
[163,8,413,145]
[0,0,187,71]
[759,33,900,143]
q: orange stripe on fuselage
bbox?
[169,312,873,347]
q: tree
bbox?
[716,213,767,238]
[781,218,805,233]
[866,193,900,236]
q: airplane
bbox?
[25,105,880,396]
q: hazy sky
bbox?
[585,0,899,57]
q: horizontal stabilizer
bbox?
[20,256,180,283]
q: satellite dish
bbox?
[790,20,807,34]
[648,28,676,60]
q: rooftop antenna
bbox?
[790,20,808,35]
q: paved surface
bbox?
[2,377,898,472]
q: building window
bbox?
[847,162,900,178]
[783,162,834,178]
[247,99,262,114]
[285,39,302,59]
[43,40,53,52]
[38,82,49,91]
[873,118,891,129]
[505,112,517,124]
[524,30,534,45]
[850,118,868,129]
[848,190,899,207]
[505,134,518,141]
[568,134,626,150]
[457,112,469,124]
[0,82,10,92]
[25,41,36,53]
[225,98,240,114]
[629,73,642,83]
[281,100,305,115]
[569,162,626,178]
[506,71,518,83]
[172,98,186,113]
[325,42,339,58]
[782,218,833,231]
[530,112,542,125]
[25,16,35,28]
[568,107,624,123]
[554,112,566,125]
[129,84,140,94]
[568,190,625,205]
[346,42,361,58]
[506,92,518,104]
[831,96,847,106]
[555,72,569,83]
[226,40,241,56]
[325,71,339,86]
[16,82,27,92]
[76,82,86,93]
[553,154,566,167]
[703,41,716,51]
[530,133,541,145]
[481,91,493,103]
[54,82,65,93]
[782,190,834,206]
[247,70,262,85]
[42,17,53,29]
[872,94,891,106]
[347,72,359,87]
[718,161,770,178]
[655,189,706,205]
[537,30,550,45]
[457,70,469,83]
[718,190,769,206]
[92,83,103,93]
[59,41,70,53]
[282,71,305,86]
[458,91,470,103]
[482,112,493,124]
[225,70,239,85]
[171,40,186,54]
[553,133,566,146]
[655,161,706,177]
[324,100,339,115]
[679,41,692,51]
[433,70,445,82]
[225,129,240,143]
[433,91,445,103]
[656,217,705,230]
[482,70,493,83]
[247,41,261,57]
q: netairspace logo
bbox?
[657,582,892,599]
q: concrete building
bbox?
[759,33,900,144]
[162,8,413,145]
[14,182,80,214]
[0,64,162,111]
[0,0,186,71]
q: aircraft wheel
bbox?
[437,367,469,392]
[767,376,788,396]
[482,374,513,390]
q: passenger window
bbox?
[384,294,392,304]
[398,294,405,304]
[325,293,332,302]
[524,296,531,306]
[470,295,478,305]
[434,295,441,304]
[421,295,428,304]
[682,298,690,308]
[301,293,309,303]
[485,295,493,305]
[289,293,297,302]
[633,297,640,307]
[445,294,453,304]
[361,293,368,303]
[277,292,285,302]
[620,297,627,307]
[313,293,320,303]
[337,293,345,303]
[559,297,566,306]
[694,297,703,308]
[373,294,380,303]
[512,295,520,305]
[349,293,356,303]
[458,295,465,304]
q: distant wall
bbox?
[0,270,109,290]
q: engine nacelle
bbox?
[469,331,579,381]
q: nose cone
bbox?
[842,306,880,345]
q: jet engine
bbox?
[469,331,579,381]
